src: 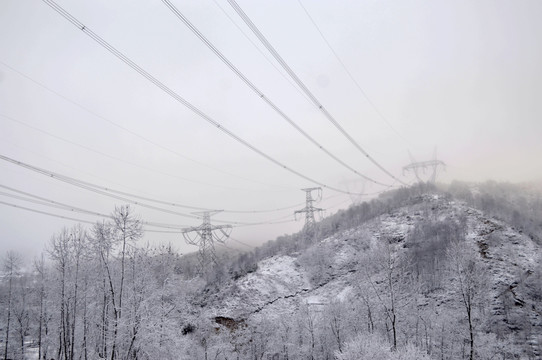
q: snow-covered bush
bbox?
[335,333,430,360]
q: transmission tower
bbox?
[182,210,232,274]
[294,187,324,237]
[403,150,446,184]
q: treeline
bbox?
[447,180,542,244]
[243,183,438,266]
[0,205,191,360]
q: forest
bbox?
[1,181,542,359]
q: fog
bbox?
[1,0,541,260]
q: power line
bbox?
[227,0,407,186]
[0,189,109,218]
[0,133,196,205]
[0,200,96,225]
[1,179,266,247]
[234,214,296,228]
[0,184,192,229]
[324,196,359,212]
[38,172,309,214]
[0,154,309,227]
[0,60,292,192]
[0,112,253,193]
[0,153,215,222]
[228,236,255,249]
[0,146,313,215]
[0,186,352,252]
[296,0,413,148]
[0,199,185,234]
[161,0,389,187]
[210,0,311,104]
[0,132,307,213]
[76,182,308,214]
[41,0,361,196]
[215,241,239,252]
[0,181,299,233]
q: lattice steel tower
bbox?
[403,150,446,184]
[182,210,232,274]
[294,187,323,237]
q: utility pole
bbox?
[403,149,446,184]
[294,187,323,239]
[182,210,232,274]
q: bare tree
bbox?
[363,237,416,351]
[33,255,49,360]
[90,206,142,360]
[70,224,86,360]
[447,240,487,360]
[325,299,347,353]
[14,276,30,359]
[110,205,142,360]
[46,224,89,360]
[336,332,430,360]
[91,220,114,359]
[2,250,22,360]
[297,302,318,360]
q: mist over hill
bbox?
[1,182,541,359]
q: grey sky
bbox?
[1,0,541,261]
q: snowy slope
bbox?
[204,193,542,356]
[206,255,310,319]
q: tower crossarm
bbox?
[403,159,446,183]
[403,160,445,172]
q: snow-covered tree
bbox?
[447,239,488,360]
[1,251,22,360]
[336,332,430,360]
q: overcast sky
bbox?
[1,0,541,261]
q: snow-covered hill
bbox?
[195,193,542,359]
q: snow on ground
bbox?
[208,255,309,319]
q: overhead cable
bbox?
[0,200,96,225]
[1,117,320,213]
[0,189,109,218]
[227,0,407,186]
[0,147,316,214]
[0,182,295,230]
[0,153,220,223]
[296,0,413,148]
[0,184,191,228]
[211,0,311,104]
[0,200,184,233]
[0,154,302,227]
[228,236,254,248]
[0,112,250,192]
[0,60,292,191]
[41,0,361,196]
[161,0,389,187]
